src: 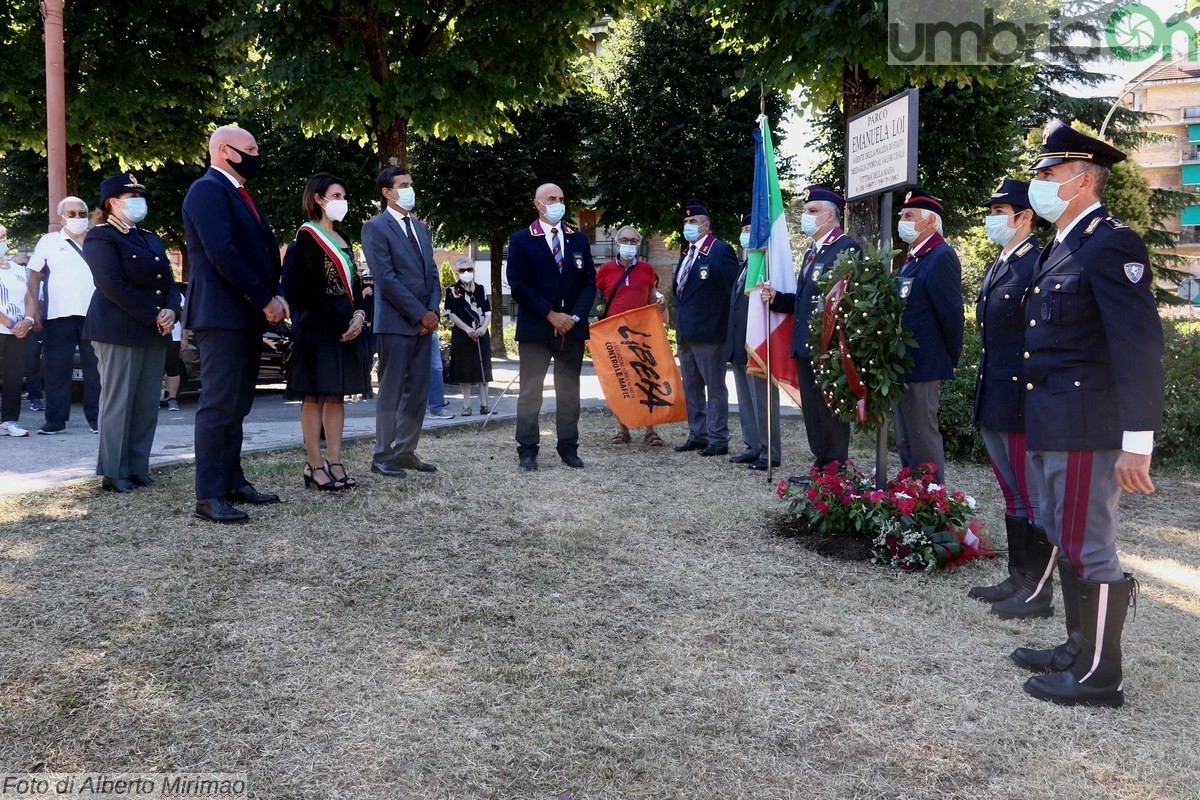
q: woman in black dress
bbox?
[281,173,371,490]
[444,255,493,415]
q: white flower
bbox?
[894,492,912,500]
[965,495,977,510]
[928,483,942,492]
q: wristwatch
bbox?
[570,314,580,323]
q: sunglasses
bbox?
[62,211,88,219]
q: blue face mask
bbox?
[984,213,1018,246]
[897,219,919,244]
[122,197,148,224]
[618,243,638,260]
[683,223,701,242]
[739,231,751,249]
[1028,174,1082,224]
[542,202,566,224]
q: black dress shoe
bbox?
[225,484,280,504]
[392,453,438,473]
[699,445,729,457]
[195,498,249,524]
[519,457,539,471]
[561,453,585,469]
[748,458,782,471]
[729,451,759,464]
[370,460,407,476]
[674,440,708,452]
[129,474,155,488]
[101,477,134,493]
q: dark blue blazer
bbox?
[896,233,965,382]
[672,234,739,345]
[726,261,750,365]
[1024,205,1164,451]
[181,168,281,331]
[768,231,860,358]
[506,220,596,344]
[974,235,1039,432]
[81,223,182,347]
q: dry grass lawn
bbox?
[1,410,1199,799]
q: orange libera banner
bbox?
[588,304,688,428]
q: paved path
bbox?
[0,357,800,497]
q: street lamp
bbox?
[1100,56,1200,139]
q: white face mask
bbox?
[618,243,638,260]
[984,213,1018,246]
[897,219,920,244]
[64,217,89,235]
[459,270,474,282]
[323,199,348,222]
[1028,173,1083,224]
[542,201,566,224]
[395,186,416,211]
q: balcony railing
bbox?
[1178,227,1200,245]
[1185,106,1200,120]
[1183,149,1200,163]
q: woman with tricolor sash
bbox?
[281,173,372,491]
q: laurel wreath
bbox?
[806,244,916,432]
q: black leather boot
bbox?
[969,514,1027,602]
[1024,574,1135,708]
[990,522,1055,620]
[1011,556,1082,672]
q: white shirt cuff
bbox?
[1122,431,1154,455]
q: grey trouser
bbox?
[678,341,729,447]
[516,338,584,457]
[731,361,780,461]
[892,380,944,482]
[981,427,1039,521]
[93,341,166,479]
[1028,449,1122,582]
[796,356,850,468]
[375,332,431,463]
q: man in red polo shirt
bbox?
[595,224,666,446]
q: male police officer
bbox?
[967,179,1053,621]
[672,201,739,456]
[1012,122,1164,709]
[893,188,964,484]
[761,186,857,479]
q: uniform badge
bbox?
[1123,262,1144,283]
[699,267,709,280]
[574,253,583,270]
[898,277,913,299]
[812,265,823,279]
[1016,242,1033,258]
[1085,217,1102,234]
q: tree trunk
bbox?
[377,117,409,168]
[842,61,881,248]
[359,6,407,168]
[489,229,507,358]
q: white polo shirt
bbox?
[28,231,95,319]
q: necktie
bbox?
[801,245,817,280]
[676,245,697,298]
[402,216,421,255]
[237,187,262,223]
[550,227,563,272]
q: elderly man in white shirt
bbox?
[27,196,101,435]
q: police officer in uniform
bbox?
[761,186,858,480]
[1011,121,1164,708]
[893,188,964,484]
[672,200,739,456]
[967,179,1054,621]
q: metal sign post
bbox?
[843,88,919,490]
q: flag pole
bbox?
[757,99,775,485]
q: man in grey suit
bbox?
[361,166,441,476]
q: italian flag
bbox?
[745,115,802,406]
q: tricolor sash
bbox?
[299,222,354,297]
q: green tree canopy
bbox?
[247,0,622,167]
[586,4,791,242]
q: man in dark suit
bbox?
[892,187,964,484]
[361,166,441,476]
[1013,122,1164,709]
[672,200,739,456]
[506,183,597,471]
[182,125,286,524]
[763,186,857,478]
[727,210,780,470]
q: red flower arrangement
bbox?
[777,461,994,572]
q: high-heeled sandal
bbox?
[303,463,342,491]
[325,461,356,488]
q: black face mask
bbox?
[226,145,262,181]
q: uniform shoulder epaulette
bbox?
[1015,241,1034,258]
[1105,216,1128,229]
